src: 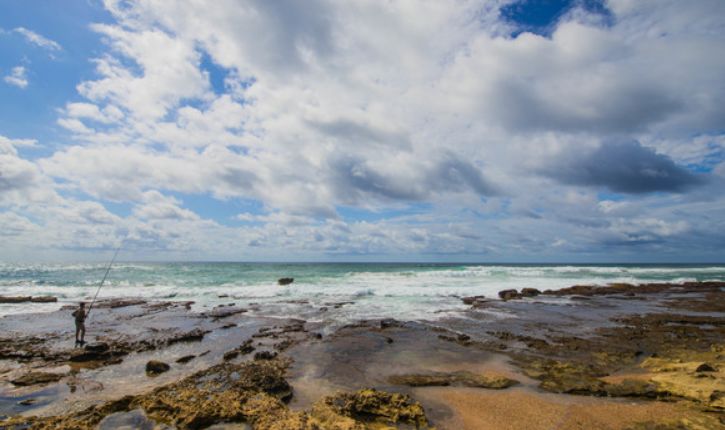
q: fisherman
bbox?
[72,302,86,347]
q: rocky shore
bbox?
[0,282,723,429]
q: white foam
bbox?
[0,264,722,322]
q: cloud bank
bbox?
[1,0,725,261]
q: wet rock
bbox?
[70,349,114,362]
[380,318,404,329]
[389,371,518,389]
[94,299,147,309]
[520,358,608,396]
[254,351,278,361]
[166,328,208,345]
[239,340,256,355]
[498,289,522,300]
[277,277,294,285]
[145,360,170,375]
[11,371,64,386]
[223,350,239,361]
[543,281,725,297]
[221,323,237,329]
[30,296,58,303]
[327,301,354,309]
[695,363,716,372]
[206,306,247,320]
[603,379,666,399]
[176,355,196,364]
[98,408,172,430]
[0,296,32,303]
[521,288,541,297]
[84,342,110,353]
[462,295,486,305]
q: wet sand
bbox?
[415,387,693,430]
[1,282,723,429]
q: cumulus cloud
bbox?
[0,135,42,202]
[2,0,725,260]
[3,66,28,88]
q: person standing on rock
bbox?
[72,302,86,347]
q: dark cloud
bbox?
[489,80,682,134]
[543,140,705,193]
[311,119,411,150]
[329,152,496,203]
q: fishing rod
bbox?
[87,242,122,317]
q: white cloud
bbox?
[3,66,28,88]
[3,1,725,260]
[13,27,62,51]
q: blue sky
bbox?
[1,0,725,262]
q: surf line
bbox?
[87,242,123,319]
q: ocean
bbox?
[1,263,724,322]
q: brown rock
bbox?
[175,355,196,364]
[389,371,518,389]
[254,351,278,360]
[11,371,64,386]
[521,288,541,297]
[498,289,522,300]
[277,277,294,285]
[695,363,716,372]
[30,296,58,303]
[462,295,486,305]
[0,296,32,303]
[145,360,170,375]
[223,350,239,361]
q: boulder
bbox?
[498,289,522,300]
[145,360,170,375]
[696,363,716,373]
[521,288,541,297]
[278,277,294,285]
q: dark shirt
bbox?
[73,308,86,324]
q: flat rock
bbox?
[11,371,64,386]
[389,371,518,389]
[0,296,33,303]
[175,355,196,364]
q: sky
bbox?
[1,0,724,263]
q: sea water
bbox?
[1,263,724,322]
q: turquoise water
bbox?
[1,263,724,320]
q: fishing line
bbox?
[87,242,122,318]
